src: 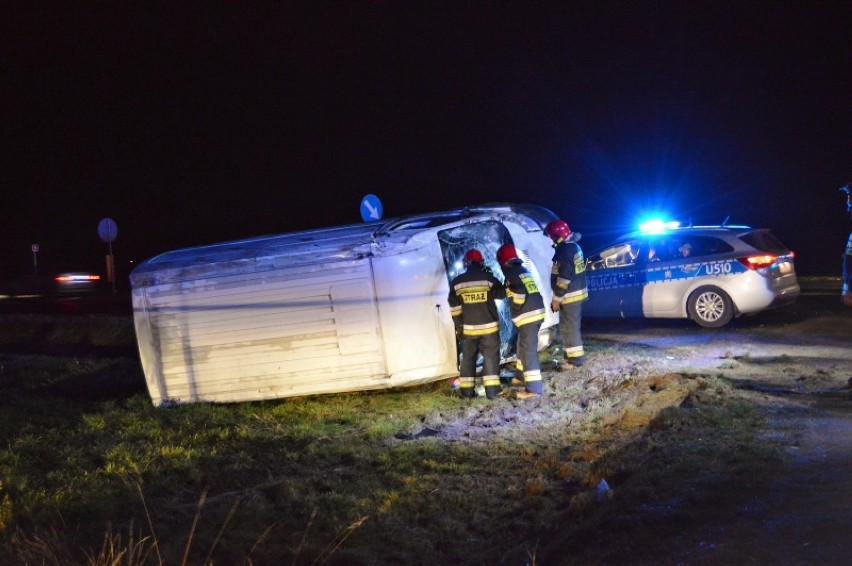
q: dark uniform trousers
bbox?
[558,300,584,363]
[459,332,501,399]
[516,322,543,394]
[551,240,588,364]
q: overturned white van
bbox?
[130,203,560,406]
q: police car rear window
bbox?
[739,231,789,254]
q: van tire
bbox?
[687,286,733,328]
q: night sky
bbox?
[2,2,850,282]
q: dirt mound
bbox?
[537,312,852,565]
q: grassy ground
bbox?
[0,312,836,565]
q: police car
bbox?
[583,221,800,327]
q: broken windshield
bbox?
[438,221,518,361]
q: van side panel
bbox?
[132,259,386,405]
[371,240,458,384]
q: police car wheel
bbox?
[687,285,733,328]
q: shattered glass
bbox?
[438,221,518,362]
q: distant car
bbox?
[0,268,104,299]
[583,222,800,327]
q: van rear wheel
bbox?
[687,286,733,328]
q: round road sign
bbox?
[98,218,118,243]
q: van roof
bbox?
[130,203,557,287]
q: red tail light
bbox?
[737,255,777,270]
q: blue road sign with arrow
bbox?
[360,194,383,222]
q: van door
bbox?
[372,239,458,382]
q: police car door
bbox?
[585,241,644,318]
[642,236,716,317]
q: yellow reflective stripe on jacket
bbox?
[455,280,492,292]
[462,321,500,336]
[513,308,545,326]
[509,291,527,305]
[557,288,589,304]
[455,282,492,305]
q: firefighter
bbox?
[544,219,589,367]
[496,243,546,399]
[841,184,852,307]
[448,249,506,399]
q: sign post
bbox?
[31,243,39,274]
[97,218,118,294]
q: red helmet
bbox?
[544,219,572,242]
[463,249,484,266]
[496,244,520,266]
